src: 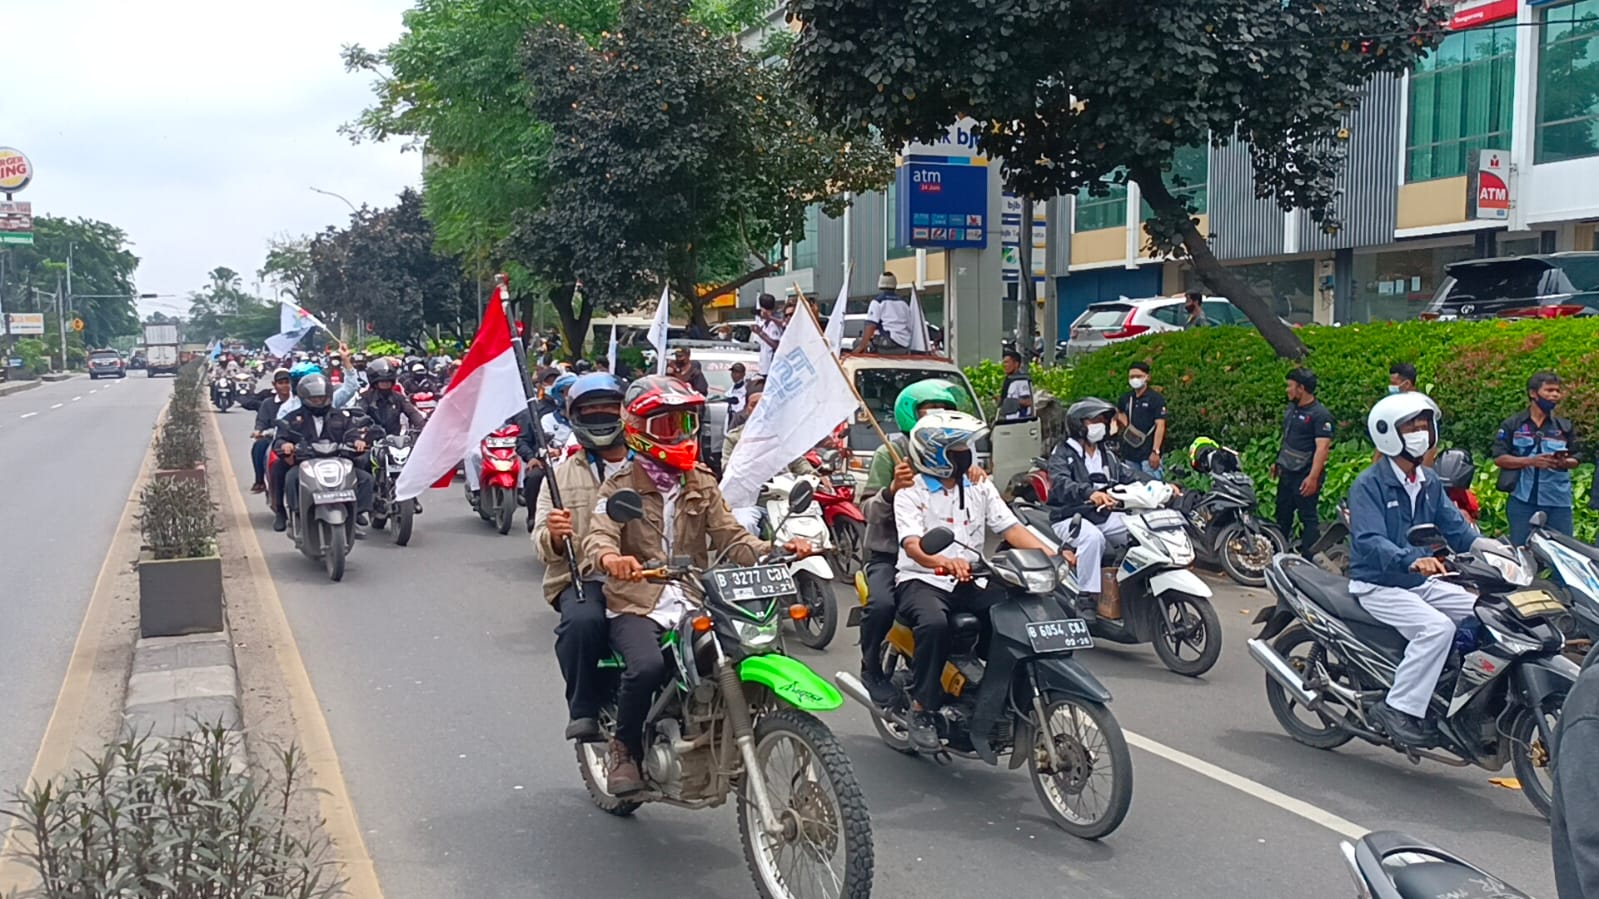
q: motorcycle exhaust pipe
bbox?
[834,672,890,721]
[1247,638,1319,707]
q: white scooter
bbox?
[762,472,838,649]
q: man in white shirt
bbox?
[894,410,1071,751]
[754,293,786,374]
[857,272,914,353]
[999,349,1034,421]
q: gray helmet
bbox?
[1065,398,1115,439]
[296,373,333,412]
[1434,447,1475,489]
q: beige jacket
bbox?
[531,451,611,604]
[583,461,769,617]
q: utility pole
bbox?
[56,273,66,370]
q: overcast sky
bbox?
[7,0,422,319]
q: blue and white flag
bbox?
[719,297,860,509]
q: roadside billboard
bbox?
[5,312,45,335]
[0,200,33,245]
[0,148,33,194]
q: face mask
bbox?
[1387,385,1401,395]
[306,403,330,418]
[1129,377,1147,390]
[1536,396,1559,413]
[947,448,973,475]
[1402,431,1433,458]
[1086,423,1107,444]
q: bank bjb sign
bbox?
[0,148,33,194]
[1469,149,1510,221]
[895,119,990,250]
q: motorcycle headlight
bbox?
[1159,530,1195,566]
[1482,547,1533,587]
[1021,567,1058,595]
[735,621,780,648]
[490,459,515,471]
[311,460,345,488]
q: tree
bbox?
[512,0,892,351]
[187,266,277,344]
[788,0,1449,358]
[259,235,316,302]
[3,216,140,347]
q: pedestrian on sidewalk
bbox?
[1273,368,1334,555]
[1116,361,1166,479]
[1494,370,1579,545]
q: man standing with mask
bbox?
[1273,368,1334,555]
[1116,361,1166,479]
[1494,371,1579,545]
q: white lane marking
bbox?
[71,396,81,402]
[89,389,97,395]
[50,403,63,409]
[1125,730,1367,838]
[19,412,36,419]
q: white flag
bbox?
[607,324,619,374]
[823,278,848,358]
[263,327,310,357]
[719,298,860,509]
[279,299,329,335]
[648,284,671,375]
[908,286,932,353]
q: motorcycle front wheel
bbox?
[1151,592,1221,676]
[1508,700,1562,819]
[495,486,516,534]
[322,521,346,582]
[394,499,414,546]
[1028,695,1133,840]
[738,709,874,899]
[1216,521,1284,588]
[790,572,837,650]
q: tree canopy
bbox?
[788,0,1449,358]
[187,267,277,345]
[4,216,140,348]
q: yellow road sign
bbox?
[71,318,84,332]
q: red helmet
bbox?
[623,375,704,472]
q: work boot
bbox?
[413,499,423,515]
[906,707,942,752]
[272,510,287,532]
[565,717,602,742]
[250,481,266,494]
[469,489,481,510]
[606,739,646,796]
[860,661,897,707]
[1371,702,1437,748]
[1073,593,1100,623]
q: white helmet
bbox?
[907,410,988,479]
[1368,392,1441,458]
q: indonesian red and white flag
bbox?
[394,290,529,500]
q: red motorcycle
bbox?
[805,447,866,577]
[471,423,522,534]
[411,390,439,417]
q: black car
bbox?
[87,349,126,379]
[1423,252,1599,320]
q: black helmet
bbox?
[297,373,333,413]
[1435,447,1475,489]
[1065,398,1116,439]
[367,358,394,381]
[572,359,594,374]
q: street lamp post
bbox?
[309,186,359,214]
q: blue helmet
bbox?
[288,361,322,389]
[566,373,626,449]
[549,373,580,426]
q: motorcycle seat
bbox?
[1279,556,1388,629]
[1389,860,1532,899]
[950,612,981,635]
[1013,503,1055,535]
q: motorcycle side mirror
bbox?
[1406,524,1446,550]
[787,479,815,514]
[920,526,957,555]
[1065,514,1084,540]
[606,489,647,524]
[1530,510,1549,529]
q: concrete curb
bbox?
[0,379,41,398]
[123,631,243,740]
[40,372,76,382]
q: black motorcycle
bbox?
[1174,443,1286,587]
[370,433,417,547]
[1250,525,1576,817]
[1338,831,1533,899]
[836,526,1133,840]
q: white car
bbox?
[1063,294,1253,355]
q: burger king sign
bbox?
[0,148,33,194]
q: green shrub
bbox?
[361,338,408,359]
[138,477,215,559]
[3,728,342,899]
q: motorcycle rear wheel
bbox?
[1216,521,1284,588]
[1028,696,1133,840]
[790,572,837,650]
[322,522,346,582]
[574,708,642,817]
[1151,592,1222,676]
[738,709,874,899]
[830,519,864,579]
[1263,627,1356,749]
[869,650,917,755]
[1508,700,1561,819]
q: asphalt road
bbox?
[0,373,169,797]
[216,409,1559,899]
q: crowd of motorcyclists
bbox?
[211,329,1599,899]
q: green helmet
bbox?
[893,378,962,433]
[1188,436,1220,472]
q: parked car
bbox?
[1422,252,1599,320]
[683,345,760,471]
[87,349,126,380]
[1063,294,1252,356]
[819,313,944,352]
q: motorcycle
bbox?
[1338,831,1533,899]
[835,525,1133,839]
[1012,481,1222,676]
[1250,525,1576,817]
[582,483,875,899]
[1524,509,1599,665]
[805,447,866,579]
[285,439,362,581]
[1307,500,1354,574]
[1003,455,1052,505]
[212,376,235,412]
[411,390,439,419]
[469,423,522,534]
[371,433,417,547]
[1173,443,1286,587]
[762,472,838,650]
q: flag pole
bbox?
[794,282,901,464]
[496,273,585,593]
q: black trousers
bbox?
[898,578,1005,711]
[860,553,899,674]
[554,581,609,721]
[610,614,669,760]
[269,457,291,514]
[524,461,546,512]
[284,467,375,515]
[1275,467,1321,555]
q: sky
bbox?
[5,0,423,320]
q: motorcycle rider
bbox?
[859,379,979,705]
[532,373,630,742]
[401,360,439,395]
[1046,398,1148,618]
[894,410,1070,751]
[357,359,428,437]
[584,376,813,795]
[249,368,294,494]
[1348,392,1482,746]
[274,374,378,534]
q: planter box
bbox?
[138,550,224,638]
[154,465,207,486]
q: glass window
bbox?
[1139,145,1210,219]
[1226,260,1317,324]
[1150,304,1186,326]
[1407,23,1516,181]
[1537,0,1599,163]
[791,204,820,270]
[884,184,915,260]
[1075,178,1128,232]
[1350,244,1476,322]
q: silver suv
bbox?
[1063,294,1250,356]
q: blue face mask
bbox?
[1387,385,1401,395]
[1536,396,1559,414]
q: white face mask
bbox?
[1129,377,1147,390]
[1402,431,1433,458]
[1086,423,1108,444]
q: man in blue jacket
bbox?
[1348,392,1481,747]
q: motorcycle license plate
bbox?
[710,565,797,601]
[1506,589,1565,619]
[313,489,357,504]
[1024,618,1094,653]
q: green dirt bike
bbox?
[578,482,874,899]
